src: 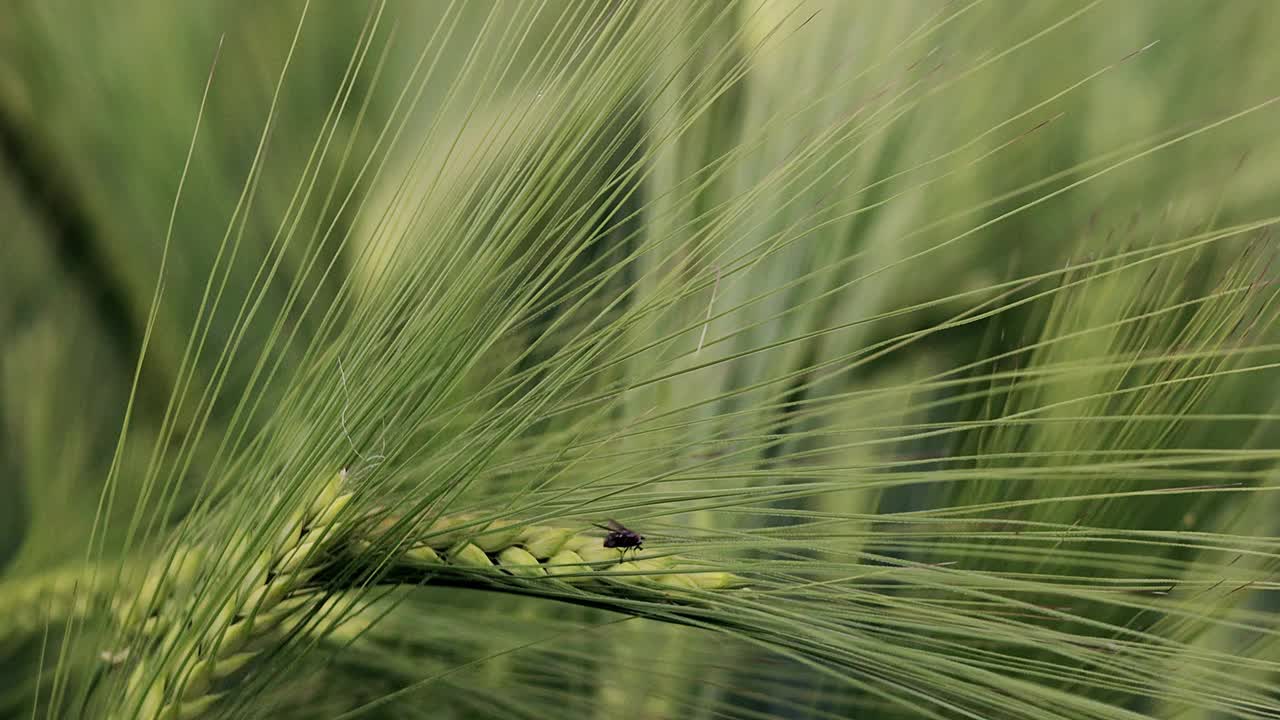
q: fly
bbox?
[594,519,644,561]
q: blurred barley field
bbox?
[3,1,1280,718]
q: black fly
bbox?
[594,519,644,561]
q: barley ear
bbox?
[107,501,745,718]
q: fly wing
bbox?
[605,519,629,532]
